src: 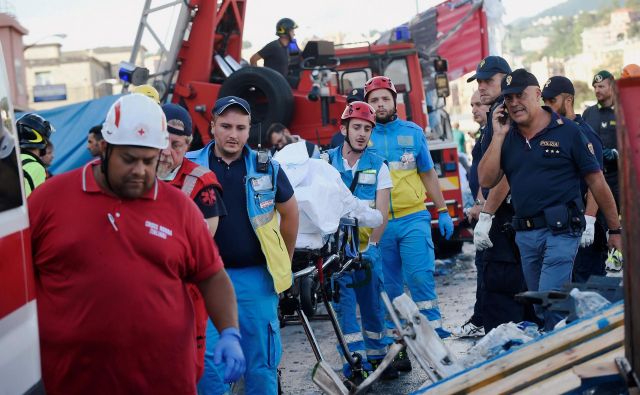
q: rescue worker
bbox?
[250,18,297,77]
[88,125,104,157]
[478,69,622,331]
[452,90,490,338]
[132,83,161,104]
[327,101,397,381]
[541,76,606,283]
[187,96,299,395]
[364,76,454,372]
[28,93,245,395]
[582,71,619,209]
[463,56,532,335]
[17,113,54,196]
[159,103,227,380]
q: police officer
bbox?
[541,76,607,283]
[465,56,534,334]
[17,113,54,196]
[187,96,299,395]
[364,76,454,371]
[582,70,619,208]
[250,18,298,77]
[327,101,397,381]
[452,90,489,338]
[479,69,622,331]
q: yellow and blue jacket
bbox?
[367,117,434,219]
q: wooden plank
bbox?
[472,326,624,395]
[417,302,623,394]
[514,347,624,395]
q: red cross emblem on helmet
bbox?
[364,76,397,101]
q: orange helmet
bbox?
[364,76,397,101]
[341,101,376,126]
[621,64,640,79]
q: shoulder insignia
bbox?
[587,143,595,155]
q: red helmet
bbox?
[364,76,397,101]
[341,101,376,126]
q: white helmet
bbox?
[102,93,169,149]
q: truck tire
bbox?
[219,66,294,146]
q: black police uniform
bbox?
[572,115,607,283]
[582,103,618,208]
[479,100,536,332]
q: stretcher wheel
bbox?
[300,275,320,318]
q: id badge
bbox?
[251,175,273,191]
[358,172,377,185]
[401,151,415,164]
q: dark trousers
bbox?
[470,250,484,326]
[482,260,538,332]
[573,220,607,283]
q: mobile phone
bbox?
[498,108,509,125]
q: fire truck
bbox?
[127,0,489,251]
[0,44,44,394]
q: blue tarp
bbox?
[22,94,122,175]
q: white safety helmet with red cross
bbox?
[102,93,169,149]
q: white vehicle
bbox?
[0,45,44,394]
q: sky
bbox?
[12,0,563,54]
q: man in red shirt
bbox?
[160,103,227,379]
[28,93,245,395]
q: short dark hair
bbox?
[266,123,287,147]
[89,125,103,141]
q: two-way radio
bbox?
[256,122,269,173]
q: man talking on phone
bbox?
[478,69,621,331]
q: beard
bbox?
[375,108,396,124]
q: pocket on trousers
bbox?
[268,319,282,368]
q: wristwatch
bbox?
[475,199,485,206]
[369,241,379,247]
[608,227,622,235]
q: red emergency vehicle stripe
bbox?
[0,230,35,319]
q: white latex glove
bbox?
[474,212,494,251]
[580,215,596,248]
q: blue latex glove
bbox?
[213,327,246,383]
[438,211,454,240]
[603,148,618,162]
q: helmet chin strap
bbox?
[345,133,365,154]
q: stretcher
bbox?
[279,218,463,394]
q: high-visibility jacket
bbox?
[167,158,223,381]
[170,158,222,199]
[21,151,47,196]
[187,142,292,293]
[328,146,384,250]
[368,118,433,219]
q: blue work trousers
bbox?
[332,245,387,373]
[515,228,580,331]
[380,211,443,336]
[198,266,281,395]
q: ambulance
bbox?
[0,45,44,394]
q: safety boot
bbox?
[368,358,399,380]
[392,348,412,372]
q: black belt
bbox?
[511,215,546,231]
